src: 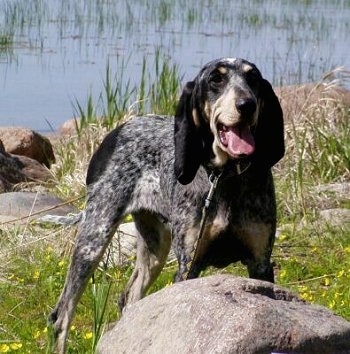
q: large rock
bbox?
[0,127,55,167]
[97,275,350,354]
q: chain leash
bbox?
[185,170,223,280]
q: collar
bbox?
[207,158,251,180]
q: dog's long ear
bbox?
[253,79,284,169]
[174,81,203,185]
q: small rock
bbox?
[12,154,52,183]
[315,182,350,201]
[0,192,76,224]
[59,118,80,136]
[319,208,350,226]
[0,148,51,191]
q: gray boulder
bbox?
[97,275,350,354]
[0,192,76,224]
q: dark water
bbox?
[0,0,349,132]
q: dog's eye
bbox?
[208,71,225,87]
[245,70,261,86]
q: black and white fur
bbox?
[48,57,284,353]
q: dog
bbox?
[47,57,284,353]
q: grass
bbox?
[276,226,350,320]
[0,33,13,47]
[0,59,349,352]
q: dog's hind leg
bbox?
[48,190,127,353]
[118,211,171,310]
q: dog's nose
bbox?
[235,98,257,116]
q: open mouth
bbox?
[217,123,255,157]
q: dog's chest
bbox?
[206,205,230,239]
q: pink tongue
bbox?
[220,126,255,156]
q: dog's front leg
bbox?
[239,222,275,283]
[172,220,205,282]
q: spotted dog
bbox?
[48,57,284,353]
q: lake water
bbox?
[0,0,349,132]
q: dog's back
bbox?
[87,115,174,185]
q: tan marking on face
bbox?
[208,89,240,167]
[204,100,211,121]
[217,66,228,74]
[192,108,201,127]
[211,143,229,167]
[235,223,273,260]
[211,89,240,127]
[242,63,253,73]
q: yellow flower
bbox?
[83,332,93,340]
[337,270,345,278]
[33,270,40,280]
[344,246,350,253]
[10,343,22,350]
[278,234,287,241]
[33,330,41,339]
[329,299,336,309]
[124,214,133,222]
[334,292,343,299]
[300,292,307,300]
[58,260,66,267]
[0,344,10,353]
[298,285,308,292]
[324,277,331,286]
[299,288,314,302]
[279,269,287,279]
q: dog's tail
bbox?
[39,211,85,226]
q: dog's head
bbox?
[174,57,284,185]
